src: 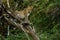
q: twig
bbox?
[6,0,10,36]
[7,25,10,36]
[7,0,10,8]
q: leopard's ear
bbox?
[30,6,33,8]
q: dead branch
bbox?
[4,8,40,40]
[4,16,40,40]
[4,17,30,40]
[0,1,40,40]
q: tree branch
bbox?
[7,0,10,8]
[2,4,40,40]
[4,17,40,40]
[4,17,30,40]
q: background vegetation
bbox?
[0,0,60,40]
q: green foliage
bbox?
[0,0,60,40]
